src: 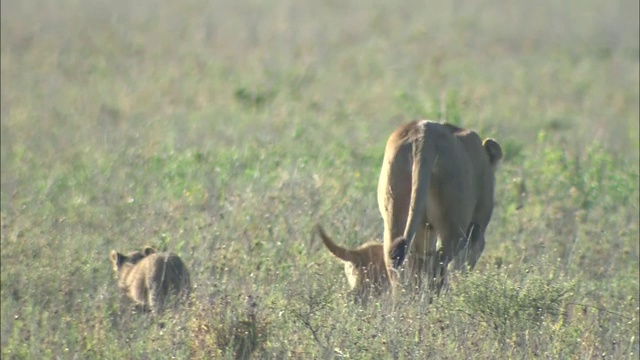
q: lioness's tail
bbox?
[401,122,439,258]
[316,224,358,264]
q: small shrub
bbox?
[454,263,574,341]
[188,294,266,360]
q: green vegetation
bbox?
[1,0,638,358]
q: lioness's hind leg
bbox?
[464,224,485,270]
[408,256,427,292]
[452,224,485,272]
[405,222,431,291]
[431,247,447,294]
[434,225,468,293]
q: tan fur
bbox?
[319,120,502,296]
[380,120,502,292]
[316,225,388,300]
[110,246,191,312]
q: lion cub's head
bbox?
[316,225,389,301]
[110,246,157,275]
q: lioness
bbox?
[382,120,502,291]
[110,246,191,313]
[315,224,388,300]
[319,120,502,295]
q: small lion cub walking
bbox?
[110,246,191,313]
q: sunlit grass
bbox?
[1,0,638,358]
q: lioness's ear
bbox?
[143,246,157,256]
[483,138,502,165]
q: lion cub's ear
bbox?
[482,138,503,165]
[110,250,123,268]
[143,246,157,256]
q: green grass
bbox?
[1,0,638,358]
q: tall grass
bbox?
[2,0,638,358]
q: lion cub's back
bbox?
[145,252,191,294]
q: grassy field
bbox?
[1,0,639,358]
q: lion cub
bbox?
[110,246,191,313]
[316,225,389,301]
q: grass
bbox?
[1,0,639,358]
